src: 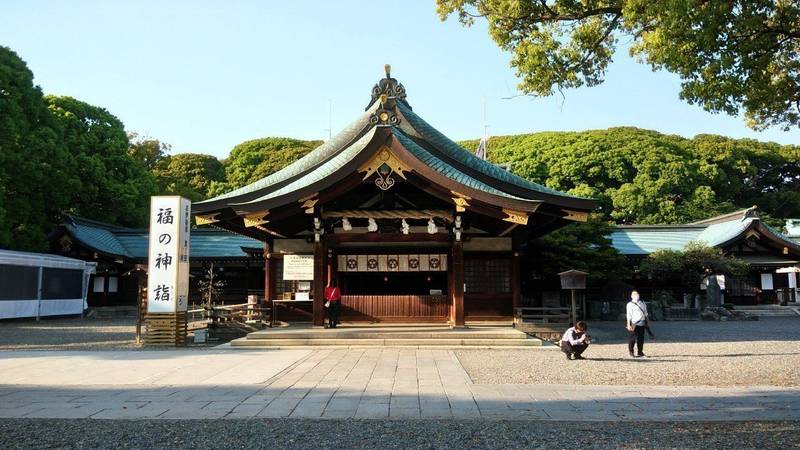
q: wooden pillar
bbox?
[313,238,326,326]
[135,268,147,345]
[512,251,522,310]
[263,241,273,307]
[447,254,455,323]
[452,240,465,327]
[327,248,335,283]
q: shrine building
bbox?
[192,66,597,327]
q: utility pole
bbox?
[482,98,489,139]
[323,100,332,141]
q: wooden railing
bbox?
[187,303,271,330]
[514,307,573,342]
[514,307,572,324]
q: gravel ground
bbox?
[0,419,797,449]
[458,318,800,387]
[0,317,138,350]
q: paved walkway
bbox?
[0,348,798,420]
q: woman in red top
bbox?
[324,278,341,328]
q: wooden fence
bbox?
[187,303,271,331]
[513,306,574,342]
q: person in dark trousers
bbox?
[561,321,590,360]
[324,278,341,328]
[626,290,649,358]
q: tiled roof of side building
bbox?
[609,217,800,256]
[63,216,262,260]
[762,222,800,249]
[608,225,706,255]
[65,216,133,258]
[689,207,756,225]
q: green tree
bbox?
[639,242,747,306]
[128,132,169,170]
[524,214,629,283]
[459,127,799,224]
[46,96,156,227]
[437,0,800,130]
[639,241,748,303]
[461,128,726,224]
[0,47,72,250]
[209,137,320,196]
[153,153,225,201]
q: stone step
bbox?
[733,305,794,311]
[87,306,138,319]
[230,337,543,347]
[740,311,798,317]
[244,331,529,340]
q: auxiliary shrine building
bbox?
[193,67,597,326]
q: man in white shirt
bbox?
[560,321,590,360]
[626,290,649,358]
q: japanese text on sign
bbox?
[147,196,191,313]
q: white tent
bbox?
[0,249,96,319]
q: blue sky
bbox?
[2,1,798,158]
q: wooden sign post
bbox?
[558,270,588,326]
[144,196,191,346]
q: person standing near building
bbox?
[561,321,590,360]
[324,278,341,328]
[626,290,649,358]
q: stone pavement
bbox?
[0,348,798,420]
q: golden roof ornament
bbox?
[366,64,409,111]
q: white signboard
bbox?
[283,254,314,281]
[147,196,191,313]
[760,273,774,290]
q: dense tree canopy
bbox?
[2,41,797,260]
[46,96,156,227]
[524,215,629,283]
[639,241,748,300]
[152,153,225,202]
[208,137,322,197]
[128,132,170,171]
[0,46,72,250]
[459,128,800,224]
[437,0,800,130]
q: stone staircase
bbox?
[229,325,545,348]
[86,306,138,319]
[733,305,800,318]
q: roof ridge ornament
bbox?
[366,64,410,111]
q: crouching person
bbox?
[561,321,590,360]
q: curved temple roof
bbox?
[194,68,597,234]
[609,208,800,257]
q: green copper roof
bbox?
[392,128,531,202]
[232,127,378,207]
[609,217,800,255]
[197,104,377,208]
[194,70,598,220]
[63,216,261,260]
[609,225,705,255]
[396,102,586,200]
[65,218,131,257]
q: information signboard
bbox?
[283,254,314,281]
